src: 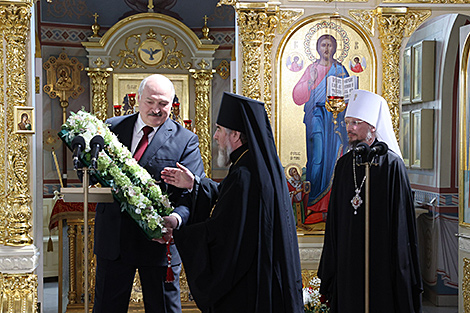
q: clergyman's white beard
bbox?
[217,140,233,167]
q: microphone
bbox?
[354,142,370,164]
[89,135,105,169]
[355,142,370,155]
[71,135,86,170]
[368,141,388,161]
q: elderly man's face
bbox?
[214,124,233,167]
[345,117,375,146]
[138,77,173,127]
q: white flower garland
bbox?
[60,110,173,239]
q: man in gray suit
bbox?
[93,74,205,313]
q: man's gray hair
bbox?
[138,74,176,100]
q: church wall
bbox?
[404,13,469,305]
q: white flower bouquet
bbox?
[58,110,173,239]
[303,276,330,313]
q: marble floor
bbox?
[42,279,457,313]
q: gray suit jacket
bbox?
[94,113,205,266]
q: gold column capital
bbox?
[349,9,376,37]
[86,67,113,121]
[0,273,37,312]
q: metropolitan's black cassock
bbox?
[174,93,304,313]
[318,142,423,313]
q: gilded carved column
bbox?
[219,1,302,119]
[1,2,33,247]
[0,1,38,312]
[376,8,408,136]
[262,11,278,119]
[190,65,214,178]
[0,12,5,244]
[86,61,113,121]
[236,4,278,118]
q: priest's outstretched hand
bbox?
[161,162,195,190]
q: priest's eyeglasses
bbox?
[345,120,364,127]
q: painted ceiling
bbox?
[39,0,235,29]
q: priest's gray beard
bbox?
[217,131,233,167]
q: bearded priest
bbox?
[318,89,423,313]
[161,92,304,313]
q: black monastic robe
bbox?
[318,143,423,313]
[174,144,303,313]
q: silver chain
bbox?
[353,152,367,193]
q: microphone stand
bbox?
[356,142,387,313]
[363,154,381,313]
[82,168,90,313]
[61,135,112,313]
[356,151,370,313]
[365,161,370,313]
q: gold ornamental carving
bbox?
[190,69,214,178]
[262,11,278,119]
[91,13,101,38]
[0,2,34,246]
[377,8,408,137]
[111,29,192,70]
[0,273,37,313]
[237,5,279,116]
[403,10,432,37]
[216,60,230,80]
[237,8,263,101]
[43,52,85,124]
[0,29,5,244]
[111,34,145,69]
[86,68,113,121]
[220,3,302,119]
[349,9,376,37]
[217,0,237,6]
[464,258,470,312]
[64,220,100,311]
[278,9,304,34]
